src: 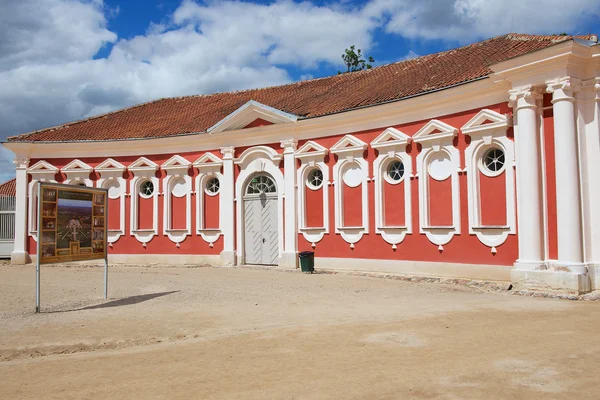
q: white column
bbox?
[11,157,30,265]
[280,139,298,268]
[546,77,585,272]
[509,86,545,269]
[219,146,236,266]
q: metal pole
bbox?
[36,183,42,313]
[104,256,108,299]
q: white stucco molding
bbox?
[193,153,223,245]
[161,155,192,244]
[331,134,369,246]
[296,140,329,246]
[234,146,285,265]
[62,159,93,186]
[208,100,298,133]
[96,158,127,243]
[27,160,59,241]
[413,120,461,246]
[11,157,30,264]
[129,157,159,245]
[462,109,516,249]
[371,128,413,247]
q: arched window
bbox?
[246,175,277,195]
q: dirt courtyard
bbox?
[1,265,600,399]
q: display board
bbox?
[35,182,109,312]
[38,183,107,264]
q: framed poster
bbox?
[38,183,108,264]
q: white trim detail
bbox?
[235,147,285,265]
[413,120,461,246]
[27,160,58,242]
[331,134,369,245]
[193,153,223,245]
[129,157,159,244]
[462,109,516,248]
[208,100,298,133]
[162,155,191,244]
[61,159,94,186]
[371,128,413,245]
[296,140,329,245]
[96,158,127,243]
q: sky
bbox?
[0,0,599,183]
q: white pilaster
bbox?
[219,146,236,266]
[509,86,545,270]
[280,139,298,268]
[11,157,30,265]
[546,77,585,272]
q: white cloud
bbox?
[366,0,600,42]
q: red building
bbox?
[3,33,600,293]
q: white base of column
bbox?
[587,264,600,291]
[513,260,545,271]
[219,250,237,266]
[279,251,298,269]
[511,269,591,294]
[10,251,30,265]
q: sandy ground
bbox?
[1,264,600,399]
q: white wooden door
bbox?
[244,197,278,265]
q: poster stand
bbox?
[36,183,109,313]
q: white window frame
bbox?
[96,158,127,243]
[27,160,58,242]
[413,119,461,247]
[296,141,329,246]
[193,153,224,246]
[162,155,192,244]
[462,109,516,249]
[330,134,369,247]
[371,128,413,247]
[129,157,159,245]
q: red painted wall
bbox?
[543,94,558,260]
[203,193,220,229]
[480,173,507,226]
[383,181,405,226]
[305,186,324,227]
[171,195,186,229]
[342,184,362,227]
[138,196,154,230]
[108,198,120,230]
[428,177,453,226]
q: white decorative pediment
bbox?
[330,135,368,159]
[193,153,223,170]
[62,159,92,173]
[162,155,191,174]
[28,160,58,175]
[96,158,126,173]
[413,120,458,145]
[129,157,158,172]
[461,109,510,138]
[208,100,298,133]
[295,141,328,161]
[371,128,411,152]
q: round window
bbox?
[307,168,324,189]
[342,163,363,187]
[386,160,405,183]
[205,177,220,195]
[483,148,505,173]
[140,180,154,198]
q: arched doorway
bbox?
[243,174,279,265]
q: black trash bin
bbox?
[298,251,315,273]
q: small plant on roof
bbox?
[338,45,375,74]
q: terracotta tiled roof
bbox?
[6,33,596,143]
[0,179,16,196]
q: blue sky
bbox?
[0,0,599,182]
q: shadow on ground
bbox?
[44,291,179,313]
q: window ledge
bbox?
[198,228,221,232]
[165,229,189,233]
[132,229,155,233]
[472,225,510,230]
[424,226,455,229]
[378,225,407,230]
[300,227,326,232]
